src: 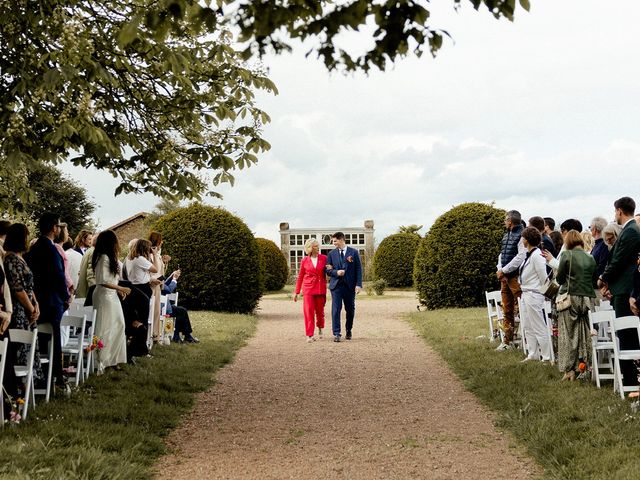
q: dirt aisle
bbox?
[156,292,538,479]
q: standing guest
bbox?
[64,240,83,291]
[495,210,526,351]
[76,232,99,302]
[162,270,199,344]
[529,216,556,257]
[24,213,69,388]
[4,223,44,385]
[518,227,552,362]
[124,239,159,323]
[149,232,169,343]
[326,232,362,342]
[550,231,564,257]
[54,223,74,297]
[543,217,556,235]
[0,220,13,319]
[293,239,327,343]
[602,222,622,250]
[73,230,93,256]
[597,197,640,388]
[556,230,597,381]
[589,217,610,280]
[92,231,130,369]
[581,231,595,254]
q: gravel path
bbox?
[155,292,539,479]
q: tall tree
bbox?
[0,0,276,211]
[19,164,96,237]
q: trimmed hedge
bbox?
[256,237,288,292]
[413,202,505,309]
[372,233,421,287]
[154,203,261,313]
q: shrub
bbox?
[372,233,421,287]
[372,278,387,295]
[154,203,261,313]
[413,202,505,309]
[255,238,288,292]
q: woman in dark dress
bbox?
[3,223,43,388]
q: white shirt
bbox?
[310,256,318,268]
[498,238,527,274]
[519,248,548,292]
[125,256,153,284]
[65,248,83,288]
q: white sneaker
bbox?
[495,342,512,351]
[306,337,316,343]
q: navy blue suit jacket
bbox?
[24,236,69,308]
[326,246,363,291]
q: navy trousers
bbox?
[330,283,355,337]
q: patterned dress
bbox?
[4,252,43,381]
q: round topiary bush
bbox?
[372,233,421,287]
[154,203,261,313]
[256,238,288,292]
[413,202,506,309]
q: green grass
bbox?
[409,307,640,480]
[0,311,256,480]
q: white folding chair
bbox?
[611,315,640,399]
[588,309,616,388]
[34,323,54,402]
[595,300,612,312]
[146,295,155,351]
[60,314,87,387]
[9,328,38,420]
[0,337,8,426]
[68,305,96,380]
[167,292,178,306]
[485,290,503,341]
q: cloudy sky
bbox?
[62,1,640,244]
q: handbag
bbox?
[555,251,573,311]
[540,275,560,299]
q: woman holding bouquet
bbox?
[92,230,130,369]
[293,239,327,342]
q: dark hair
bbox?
[543,217,555,231]
[560,219,583,233]
[0,220,11,236]
[332,232,345,241]
[92,230,120,276]
[550,231,564,254]
[614,196,636,216]
[62,240,74,251]
[521,227,542,248]
[564,230,584,250]
[149,231,162,247]
[3,223,29,253]
[37,212,60,236]
[506,210,521,224]
[74,229,92,249]
[528,216,545,232]
[54,223,68,244]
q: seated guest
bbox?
[162,270,198,343]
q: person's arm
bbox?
[294,259,305,301]
[556,252,568,286]
[354,250,363,289]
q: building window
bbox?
[359,234,365,245]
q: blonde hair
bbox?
[581,231,594,253]
[602,222,622,246]
[304,238,319,255]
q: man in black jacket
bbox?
[25,212,70,388]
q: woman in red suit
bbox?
[293,239,327,342]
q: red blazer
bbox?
[295,254,328,296]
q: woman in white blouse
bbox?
[518,227,552,362]
[124,239,158,319]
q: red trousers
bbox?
[303,294,326,337]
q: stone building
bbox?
[279,220,375,281]
[106,212,149,251]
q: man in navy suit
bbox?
[25,212,70,388]
[325,232,362,342]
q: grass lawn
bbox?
[409,307,640,480]
[0,311,256,480]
